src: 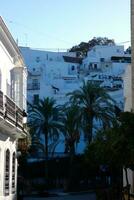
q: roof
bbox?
[0,16,25,65]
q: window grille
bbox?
[4,149,10,196]
[12,152,16,194]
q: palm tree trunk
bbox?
[45,131,49,190]
[88,116,93,144]
[66,142,75,191]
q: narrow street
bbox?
[24,192,96,200]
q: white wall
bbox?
[87,45,124,60]
[0,133,17,200]
[82,45,129,78]
[20,47,76,66]
[0,41,14,96]
[22,47,79,105]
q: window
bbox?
[10,69,20,106]
[36,56,40,63]
[32,79,40,90]
[12,152,16,194]
[71,65,75,71]
[116,49,120,53]
[94,64,97,69]
[100,58,105,62]
[4,149,10,196]
[33,94,39,105]
[6,80,11,97]
[88,63,92,70]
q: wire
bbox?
[4,17,131,48]
[117,41,130,44]
[4,17,75,46]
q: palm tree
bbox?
[68,81,115,144]
[61,103,82,190]
[62,104,82,156]
[28,97,62,188]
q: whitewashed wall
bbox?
[0,133,17,200]
[0,41,14,96]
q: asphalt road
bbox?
[23,193,96,200]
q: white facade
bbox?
[21,45,130,154]
[20,47,81,105]
[21,45,130,107]
[0,17,27,200]
[82,45,130,108]
[83,45,129,75]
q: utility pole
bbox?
[131,0,134,111]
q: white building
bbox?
[83,45,129,75]
[82,45,130,108]
[20,47,82,105]
[21,45,130,107]
[20,47,85,154]
[20,44,130,155]
[0,17,27,200]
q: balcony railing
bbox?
[0,91,25,131]
[5,95,16,125]
[16,106,23,129]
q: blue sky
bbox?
[0,0,130,50]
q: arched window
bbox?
[4,149,10,196]
[12,152,16,194]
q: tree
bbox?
[61,103,82,190]
[68,81,115,144]
[125,46,131,54]
[69,37,115,56]
[28,97,62,189]
[62,104,82,156]
[85,112,134,200]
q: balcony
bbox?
[0,91,27,138]
[5,95,16,125]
